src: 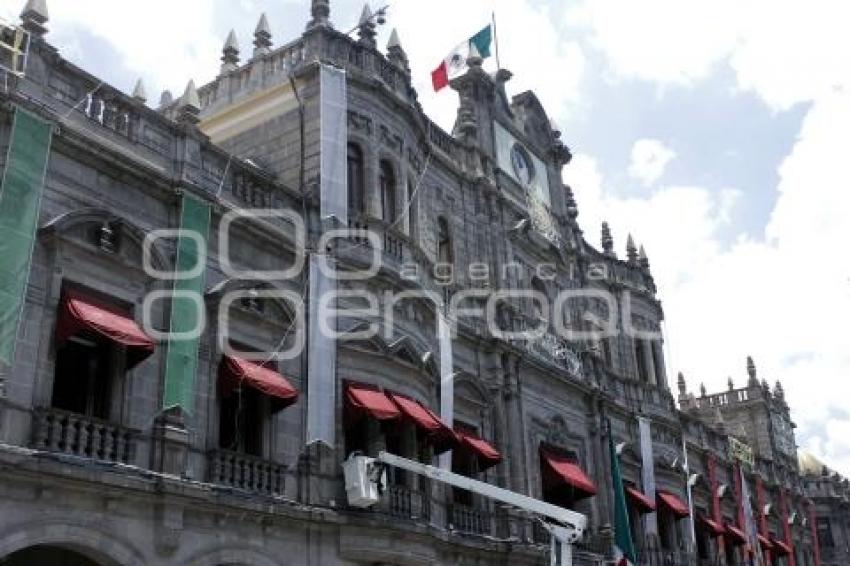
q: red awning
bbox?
[725,524,748,546]
[345,383,401,421]
[540,449,597,500]
[758,534,773,551]
[625,484,656,514]
[218,356,298,412]
[700,516,725,537]
[657,491,690,518]
[57,292,156,368]
[388,393,457,454]
[771,538,792,556]
[456,429,502,471]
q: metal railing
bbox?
[380,482,430,521]
[448,502,492,536]
[32,407,137,464]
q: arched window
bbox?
[437,216,453,266]
[347,143,365,216]
[379,160,396,223]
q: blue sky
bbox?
[4,0,849,473]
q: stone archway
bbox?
[1,545,105,566]
[0,523,145,566]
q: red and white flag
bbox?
[430,24,493,92]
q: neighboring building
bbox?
[799,453,850,566]
[0,1,841,565]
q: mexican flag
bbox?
[609,424,637,566]
[431,24,493,92]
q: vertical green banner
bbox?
[162,193,211,412]
[0,108,53,365]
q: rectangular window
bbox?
[634,340,649,382]
[817,517,835,548]
[219,387,264,457]
[52,334,115,419]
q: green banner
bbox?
[0,108,53,365]
[162,193,211,412]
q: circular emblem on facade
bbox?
[510,143,534,186]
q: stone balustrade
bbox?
[207,449,287,496]
[32,407,137,464]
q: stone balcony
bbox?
[207,449,289,497]
[378,482,431,522]
[447,501,492,536]
[31,407,138,464]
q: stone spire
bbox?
[638,245,650,270]
[20,0,49,37]
[774,380,785,400]
[357,4,376,48]
[626,234,638,264]
[253,13,273,58]
[307,0,331,29]
[727,376,734,391]
[131,79,147,103]
[387,29,409,74]
[601,222,615,257]
[159,90,173,108]
[700,382,707,397]
[677,371,687,397]
[747,355,758,387]
[177,80,200,125]
[220,30,240,75]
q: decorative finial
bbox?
[626,234,638,264]
[307,0,331,29]
[700,382,707,397]
[761,378,769,391]
[564,185,579,219]
[466,41,483,67]
[20,0,49,37]
[638,245,650,270]
[550,118,562,139]
[131,79,147,103]
[220,30,240,75]
[774,381,785,399]
[747,355,758,386]
[677,372,687,396]
[727,376,734,391]
[159,90,173,108]
[177,80,200,125]
[357,4,377,47]
[387,28,410,74]
[253,13,273,57]
[601,222,615,257]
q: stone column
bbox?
[151,406,191,477]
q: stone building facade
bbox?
[0,1,842,565]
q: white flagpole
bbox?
[492,11,501,70]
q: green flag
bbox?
[609,420,637,565]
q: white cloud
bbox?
[628,138,676,186]
[570,0,850,111]
[568,88,850,473]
